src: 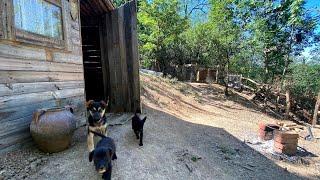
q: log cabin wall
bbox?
[0,0,86,151]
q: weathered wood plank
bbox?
[0,44,46,60]
[124,0,140,112]
[0,129,30,150]
[0,57,83,72]
[105,11,119,112]
[0,71,84,83]
[0,43,83,65]
[0,109,84,138]
[0,95,85,124]
[100,15,110,101]
[0,81,84,97]
[52,52,83,64]
[0,88,84,109]
[0,0,5,38]
[118,4,130,111]
[0,95,86,139]
[0,115,32,138]
[5,0,14,40]
[0,100,57,123]
[0,115,84,151]
[61,0,72,52]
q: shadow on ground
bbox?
[9,104,310,180]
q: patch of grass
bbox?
[191,156,202,162]
[218,145,236,156]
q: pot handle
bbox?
[33,109,46,123]
[65,105,74,114]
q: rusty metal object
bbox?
[30,106,76,153]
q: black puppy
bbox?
[89,131,117,180]
[86,99,109,152]
[132,110,147,146]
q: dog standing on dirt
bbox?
[132,110,147,146]
[89,131,117,180]
[86,100,109,152]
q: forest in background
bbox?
[113,0,320,118]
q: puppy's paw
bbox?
[112,153,117,160]
[139,143,143,146]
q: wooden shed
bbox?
[0,0,141,151]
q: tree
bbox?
[137,0,189,71]
[208,0,241,95]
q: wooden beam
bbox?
[0,57,83,72]
[0,81,84,97]
[0,71,84,84]
[0,88,84,109]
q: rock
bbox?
[28,157,36,163]
[30,162,37,171]
[35,159,42,165]
[4,170,13,178]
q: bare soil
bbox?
[1,74,320,180]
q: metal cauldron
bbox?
[30,106,76,153]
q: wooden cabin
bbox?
[0,0,141,151]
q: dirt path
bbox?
[1,74,319,180]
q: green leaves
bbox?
[137,0,189,69]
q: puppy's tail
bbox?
[89,130,107,139]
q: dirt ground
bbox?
[1,74,320,180]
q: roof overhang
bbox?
[80,0,115,16]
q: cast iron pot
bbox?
[30,106,76,153]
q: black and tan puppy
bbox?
[86,99,109,152]
[89,131,117,180]
[132,110,147,146]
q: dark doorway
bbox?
[81,16,107,101]
[79,1,141,112]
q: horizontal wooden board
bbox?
[0,44,46,60]
[0,81,84,97]
[0,95,86,148]
[0,95,85,127]
[0,129,30,150]
[0,116,85,151]
[0,71,84,83]
[0,100,57,123]
[0,57,83,72]
[0,88,84,109]
[52,52,83,64]
[0,110,85,138]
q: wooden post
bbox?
[216,65,219,83]
[285,89,291,119]
[312,91,320,126]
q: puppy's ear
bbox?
[107,148,113,158]
[86,100,94,108]
[89,150,94,162]
[100,100,107,108]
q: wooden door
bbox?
[100,0,140,113]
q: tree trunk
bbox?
[224,54,230,96]
[275,86,280,112]
[264,51,269,84]
[216,65,219,83]
[312,91,320,126]
[285,89,291,119]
